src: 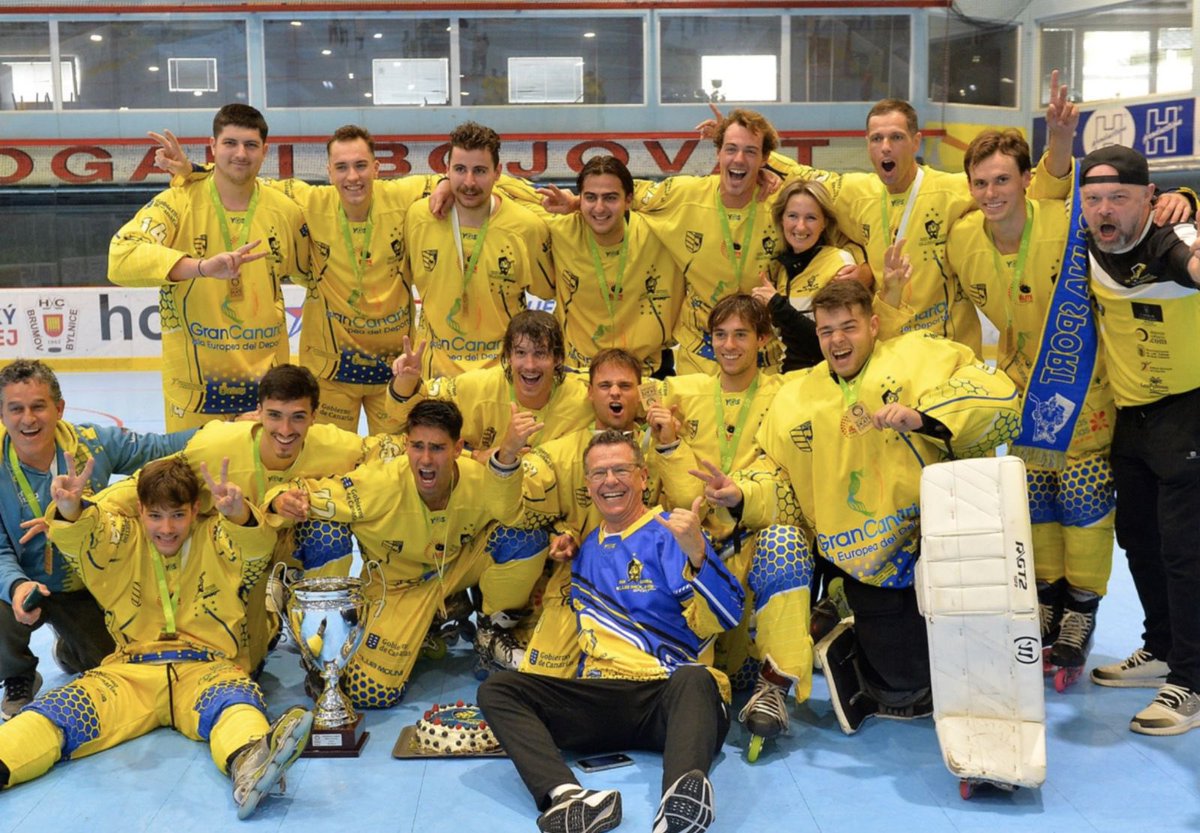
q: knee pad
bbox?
[748,525,814,612]
[1058,457,1115,527]
[294,519,355,571]
[193,679,267,740]
[25,686,101,759]
[487,526,549,565]
[343,665,406,710]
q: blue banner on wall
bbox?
[1033,97,1195,160]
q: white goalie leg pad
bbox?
[917,456,1046,790]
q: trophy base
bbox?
[302,713,370,758]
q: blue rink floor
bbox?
[2,370,1198,833]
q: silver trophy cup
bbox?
[282,562,384,756]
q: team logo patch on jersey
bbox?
[971,283,988,306]
[193,234,209,256]
[574,485,592,508]
[391,238,404,258]
[422,249,438,271]
[616,556,655,593]
[882,388,901,405]
[790,421,813,452]
[761,234,776,256]
[480,427,496,449]
[924,218,942,240]
[498,256,513,276]
[684,230,703,253]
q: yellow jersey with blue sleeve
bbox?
[737,332,1020,588]
[266,454,524,584]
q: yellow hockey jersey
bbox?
[267,454,524,585]
[634,175,782,371]
[48,502,275,666]
[406,192,554,377]
[738,332,1020,588]
[108,179,310,415]
[267,176,435,385]
[387,365,593,452]
[947,199,1114,455]
[497,177,683,374]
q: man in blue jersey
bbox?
[0,359,193,719]
[478,430,744,833]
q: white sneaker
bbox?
[1130,684,1200,736]
[536,786,622,833]
[1090,648,1169,688]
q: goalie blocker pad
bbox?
[916,456,1046,790]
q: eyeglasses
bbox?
[585,465,641,484]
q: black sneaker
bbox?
[536,786,622,833]
[1,671,42,721]
[652,770,714,833]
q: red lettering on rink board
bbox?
[566,141,628,172]
[52,146,113,184]
[375,143,412,176]
[428,142,451,174]
[0,147,35,185]
[277,144,294,179]
[130,146,165,182]
[506,142,548,178]
[645,140,699,173]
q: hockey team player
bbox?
[108,104,310,430]
[0,456,311,819]
[1,360,192,719]
[697,280,1020,733]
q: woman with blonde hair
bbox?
[753,178,862,372]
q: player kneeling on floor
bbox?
[0,457,311,820]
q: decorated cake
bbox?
[415,701,501,755]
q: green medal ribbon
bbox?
[208,176,260,252]
[5,438,54,573]
[337,204,374,310]
[586,223,628,335]
[149,543,181,639]
[988,200,1034,334]
[450,202,494,331]
[714,187,758,300]
[836,357,871,407]
[713,373,760,474]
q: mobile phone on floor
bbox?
[577,753,634,773]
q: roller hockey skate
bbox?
[1047,590,1099,693]
[1036,579,1066,674]
[473,609,528,679]
[421,590,478,660]
[738,665,791,762]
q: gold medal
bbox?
[228,275,244,301]
[638,381,661,408]
[840,402,874,437]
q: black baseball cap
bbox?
[1079,144,1150,186]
